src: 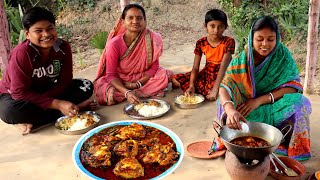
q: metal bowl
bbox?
[55,111,100,135]
[72,120,184,180]
[123,99,170,120]
[174,94,205,109]
[217,121,284,161]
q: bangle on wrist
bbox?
[269,92,275,104]
[222,100,234,110]
[137,81,142,88]
[125,90,132,98]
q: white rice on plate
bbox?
[57,113,99,131]
[134,101,169,117]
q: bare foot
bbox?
[77,99,98,111]
[171,78,181,89]
[14,123,33,135]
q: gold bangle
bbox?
[269,93,275,103]
[222,100,234,110]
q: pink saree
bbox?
[94,19,173,105]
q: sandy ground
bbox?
[0,43,319,180]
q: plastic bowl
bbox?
[269,156,305,180]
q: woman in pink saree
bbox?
[94,4,173,105]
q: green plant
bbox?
[76,48,86,69]
[296,63,304,74]
[217,0,309,54]
[153,7,161,16]
[90,31,108,54]
[4,1,25,47]
[72,18,91,25]
[56,0,96,11]
[56,24,73,42]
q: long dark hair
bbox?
[121,4,146,20]
[252,16,278,34]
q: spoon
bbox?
[240,121,249,133]
[269,155,283,174]
[271,153,298,176]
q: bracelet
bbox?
[222,100,234,110]
[125,90,132,98]
[269,92,275,104]
[137,81,142,88]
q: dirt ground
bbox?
[56,0,320,95]
[57,0,231,69]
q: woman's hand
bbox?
[185,86,195,96]
[225,108,247,130]
[237,98,261,117]
[206,89,219,101]
[56,100,79,117]
[124,82,137,90]
[126,91,141,104]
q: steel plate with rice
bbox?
[72,120,184,180]
[123,99,170,120]
[55,111,100,135]
[174,94,205,109]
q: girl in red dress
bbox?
[172,9,235,101]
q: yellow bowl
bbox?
[315,170,320,180]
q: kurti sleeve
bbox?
[225,37,235,54]
[194,38,203,56]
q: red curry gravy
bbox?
[80,125,178,180]
[230,136,271,148]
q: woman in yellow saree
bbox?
[94,4,173,105]
[215,16,311,161]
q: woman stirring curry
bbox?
[94,4,173,105]
[215,16,311,161]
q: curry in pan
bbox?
[230,136,271,148]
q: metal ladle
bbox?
[269,155,283,174]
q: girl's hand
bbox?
[206,89,219,101]
[225,108,247,130]
[126,91,141,104]
[58,100,79,117]
[237,98,261,117]
[185,86,195,96]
